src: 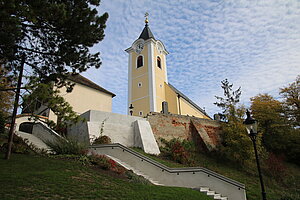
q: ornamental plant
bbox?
[160,138,195,166]
[93,135,111,144]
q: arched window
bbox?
[157,56,161,69]
[137,55,143,68]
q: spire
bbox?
[138,12,155,40]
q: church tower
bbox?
[126,15,168,116]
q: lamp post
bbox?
[244,110,267,200]
[129,104,134,116]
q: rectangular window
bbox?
[139,111,143,116]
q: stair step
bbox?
[200,187,210,192]
[198,187,227,200]
[207,191,215,196]
[105,155,228,199]
[215,197,227,200]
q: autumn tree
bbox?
[215,79,262,166]
[280,75,300,127]
[250,94,291,153]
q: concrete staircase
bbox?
[109,154,227,199]
[89,144,247,200]
[193,187,228,200]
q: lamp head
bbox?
[129,104,134,109]
[243,109,258,135]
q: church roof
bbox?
[138,24,155,40]
[68,74,116,97]
[168,83,211,119]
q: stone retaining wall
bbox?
[146,112,222,151]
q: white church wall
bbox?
[134,120,160,155]
[69,110,158,150]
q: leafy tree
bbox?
[0,66,14,117]
[0,0,108,90]
[215,79,263,166]
[250,94,291,152]
[280,75,300,127]
[250,93,300,165]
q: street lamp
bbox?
[244,110,267,200]
[129,104,134,116]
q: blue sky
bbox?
[83,0,300,117]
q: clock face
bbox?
[135,42,144,54]
[157,44,162,54]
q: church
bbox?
[126,16,210,119]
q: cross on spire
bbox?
[145,12,149,24]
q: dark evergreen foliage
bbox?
[0,0,108,130]
[0,0,108,89]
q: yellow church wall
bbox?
[131,75,149,100]
[132,47,149,78]
[155,79,166,113]
[131,96,150,116]
[179,97,209,119]
[164,83,179,114]
[59,83,113,114]
[153,45,167,83]
[153,44,167,113]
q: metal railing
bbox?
[90,143,245,190]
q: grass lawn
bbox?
[132,148,300,200]
[0,153,212,200]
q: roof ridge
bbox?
[167,83,211,119]
[68,74,115,97]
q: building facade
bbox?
[126,19,210,119]
[23,74,115,123]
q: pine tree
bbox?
[0,0,108,89]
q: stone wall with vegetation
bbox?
[146,112,221,151]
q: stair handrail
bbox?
[90,143,245,190]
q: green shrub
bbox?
[88,153,126,174]
[89,154,111,169]
[125,170,152,185]
[285,130,300,165]
[0,133,37,154]
[279,197,294,200]
[160,138,195,166]
[264,153,286,181]
[93,135,112,144]
[45,137,87,155]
